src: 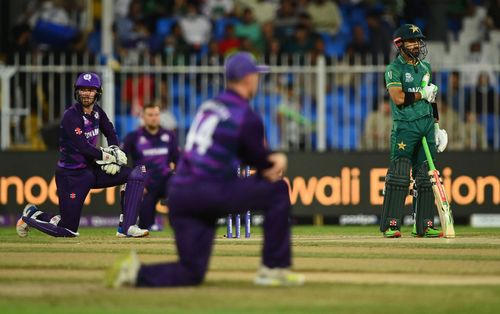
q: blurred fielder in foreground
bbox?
[16,73,149,238]
[107,52,304,287]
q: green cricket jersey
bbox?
[385,54,433,122]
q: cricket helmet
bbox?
[74,72,102,104]
[393,24,427,60]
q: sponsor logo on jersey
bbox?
[84,128,99,139]
[143,147,169,156]
[70,192,76,199]
[75,128,83,135]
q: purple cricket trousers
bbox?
[55,166,132,232]
[136,176,292,287]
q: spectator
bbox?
[235,8,263,53]
[282,24,315,55]
[436,100,462,151]
[444,71,469,112]
[156,79,178,131]
[203,0,235,19]
[217,24,241,56]
[468,71,497,115]
[462,112,488,151]
[235,0,278,24]
[360,97,392,151]
[178,3,212,54]
[277,82,312,151]
[115,0,149,49]
[366,9,393,64]
[346,25,370,64]
[306,0,342,36]
[123,75,155,116]
[274,0,299,39]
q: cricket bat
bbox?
[422,137,456,238]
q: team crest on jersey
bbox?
[74,128,83,135]
[405,73,414,82]
[93,111,99,119]
[139,136,147,144]
[161,133,170,142]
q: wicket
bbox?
[227,165,251,238]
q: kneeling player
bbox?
[16,73,148,238]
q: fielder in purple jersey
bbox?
[122,102,179,230]
[107,52,305,288]
[16,72,149,238]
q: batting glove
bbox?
[421,84,438,103]
[435,123,448,153]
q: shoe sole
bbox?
[16,218,29,237]
[383,232,401,238]
[116,231,150,238]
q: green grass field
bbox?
[1,225,500,314]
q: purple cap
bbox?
[224,52,270,81]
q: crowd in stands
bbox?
[3,0,500,151]
[6,0,499,63]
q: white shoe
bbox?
[16,204,39,237]
[254,265,305,287]
[105,250,140,288]
[116,225,149,238]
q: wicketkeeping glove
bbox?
[101,163,121,175]
[101,145,128,165]
[435,123,448,153]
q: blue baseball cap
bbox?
[225,52,270,81]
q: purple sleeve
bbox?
[97,106,120,146]
[62,111,102,160]
[169,131,180,164]
[121,132,134,155]
[238,111,272,171]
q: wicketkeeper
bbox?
[16,73,149,238]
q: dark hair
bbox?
[143,102,161,111]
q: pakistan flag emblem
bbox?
[405,73,414,82]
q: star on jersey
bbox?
[409,25,420,33]
[397,141,407,150]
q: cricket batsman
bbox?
[16,72,149,238]
[380,24,448,238]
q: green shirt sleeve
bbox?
[385,64,402,89]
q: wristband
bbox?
[404,92,415,106]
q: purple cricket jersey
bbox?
[122,127,179,185]
[174,89,271,183]
[57,102,119,169]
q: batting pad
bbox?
[122,166,146,234]
[414,163,435,235]
[379,158,411,232]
